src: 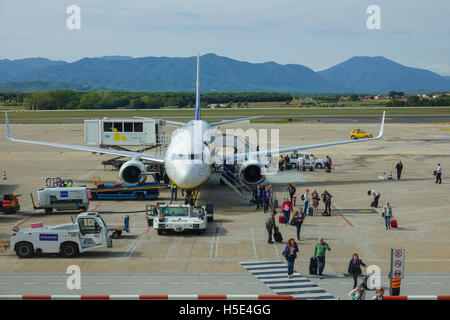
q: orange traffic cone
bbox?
[2,171,7,180]
[388,171,393,180]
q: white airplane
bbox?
[5,54,385,194]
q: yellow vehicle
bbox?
[350,129,373,139]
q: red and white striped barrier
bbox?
[0,294,295,300]
[384,296,450,300]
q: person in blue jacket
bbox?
[283,238,299,279]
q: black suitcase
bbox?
[309,257,318,275]
[273,227,283,243]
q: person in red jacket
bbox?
[281,198,293,226]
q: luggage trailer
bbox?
[88,173,169,201]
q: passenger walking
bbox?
[321,190,332,215]
[382,202,393,230]
[348,254,367,289]
[372,288,385,300]
[325,156,332,173]
[310,154,316,170]
[314,237,331,279]
[263,187,271,213]
[287,183,296,204]
[435,164,442,184]
[265,211,276,244]
[303,189,310,215]
[283,239,299,279]
[292,209,305,240]
[368,190,381,208]
[268,184,274,207]
[396,161,403,180]
[281,198,293,226]
[348,283,367,300]
[312,190,320,215]
[255,185,263,210]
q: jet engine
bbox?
[119,160,146,184]
[238,161,265,185]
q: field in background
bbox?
[1,106,450,123]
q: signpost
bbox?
[390,249,405,295]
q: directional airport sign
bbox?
[390,249,405,279]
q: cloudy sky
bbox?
[1,0,449,74]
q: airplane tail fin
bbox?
[194,53,201,120]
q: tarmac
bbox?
[1,117,449,298]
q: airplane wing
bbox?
[133,116,185,126]
[231,111,385,161]
[5,113,164,163]
[210,116,264,126]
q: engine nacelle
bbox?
[239,161,265,185]
[119,160,146,184]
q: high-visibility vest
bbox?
[392,278,401,288]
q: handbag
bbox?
[290,219,297,226]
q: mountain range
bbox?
[0,54,449,94]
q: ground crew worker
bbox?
[170,182,177,204]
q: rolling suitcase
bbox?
[273,227,283,243]
[309,257,318,275]
[390,219,398,228]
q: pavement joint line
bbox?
[250,227,259,260]
[209,233,216,259]
[215,231,220,259]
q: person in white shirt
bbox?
[303,189,310,214]
[436,164,442,184]
[368,190,381,208]
[382,202,393,230]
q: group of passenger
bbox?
[253,183,275,213]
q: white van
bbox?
[32,187,90,214]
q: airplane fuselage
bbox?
[164,120,213,189]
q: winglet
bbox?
[376,111,385,139]
[5,112,13,141]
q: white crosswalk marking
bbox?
[240,261,335,300]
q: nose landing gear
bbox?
[183,188,199,206]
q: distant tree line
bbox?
[0,90,293,110]
[387,94,450,107]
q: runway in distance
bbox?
[5,54,385,193]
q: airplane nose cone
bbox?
[171,163,210,188]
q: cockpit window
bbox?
[171,154,202,161]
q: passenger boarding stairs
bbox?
[219,166,253,202]
[214,134,258,202]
